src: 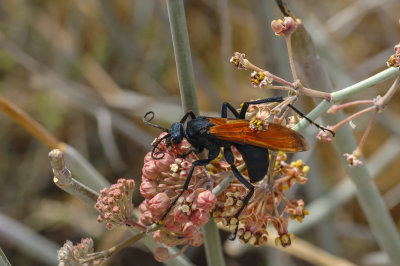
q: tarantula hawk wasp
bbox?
[143,96,334,238]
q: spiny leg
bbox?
[159,149,219,222]
[224,147,255,240]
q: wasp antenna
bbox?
[151,133,170,160]
[143,111,169,132]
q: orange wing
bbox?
[208,117,309,152]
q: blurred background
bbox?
[0,0,400,265]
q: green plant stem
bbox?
[166,0,199,115]
[203,219,226,266]
[166,2,224,266]
[81,223,162,264]
[333,67,399,102]
[0,247,11,266]
[292,67,399,133]
[290,24,400,263]
[81,233,148,264]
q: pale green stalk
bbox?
[203,219,226,266]
[166,0,199,115]
[292,67,399,132]
[0,248,11,266]
[162,1,224,265]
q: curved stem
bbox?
[80,231,149,264]
[330,100,375,112]
[377,76,400,109]
[331,106,375,131]
[357,110,378,152]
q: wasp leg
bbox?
[238,97,335,136]
[179,110,197,124]
[224,147,255,240]
[239,96,284,119]
[221,102,240,118]
[177,147,199,159]
[159,148,219,222]
[287,103,335,136]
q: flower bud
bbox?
[142,161,159,180]
[140,179,157,199]
[154,247,170,262]
[195,190,217,211]
[189,231,205,247]
[271,17,298,37]
[148,193,170,216]
[191,209,209,227]
[182,222,198,239]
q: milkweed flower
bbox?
[58,238,100,265]
[230,52,246,69]
[138,133,217,255]
[213,150,309,247]
[95,179,144,231]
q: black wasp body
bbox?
[182,116,272,182]
[144,96,332,237]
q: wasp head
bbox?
[170,122,184,145]
[143,111,189,160]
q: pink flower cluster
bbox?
[95,179,144,230]
[344,150,363,168]
[250,71,273,88]
[316,127,335,142]
[230,52,246,69]
[387,42,400,69]
[58,238,98,265]
[138,133,217,260]
[213,151,309,247]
